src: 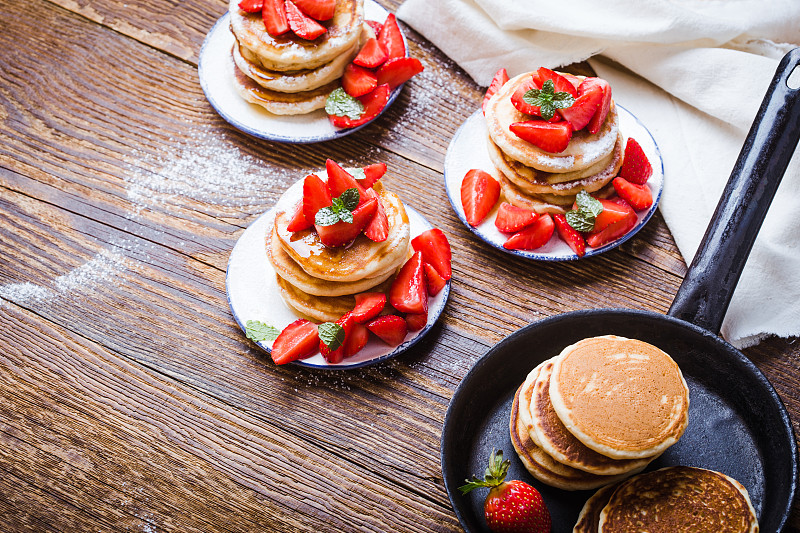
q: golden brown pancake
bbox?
[572,483,620,533]
[598,467,759,533]
[529,359,653,475]
[497,167,615,215]
[549,336,690,460]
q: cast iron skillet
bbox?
[442,49,800,533]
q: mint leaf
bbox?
[315,206,340,226]
[318,322,345,351]
[325,88,364,120]
[340,188,359,211]
[575,190,603,218]
[350,168,366,181]
[313,188,360,226]
[521,79,575,120]
[566,210,596,232]
[245,320,280,342]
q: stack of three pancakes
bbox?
[510,336,690,491]
[484,73,623,214]
[229,0,367,114]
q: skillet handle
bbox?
[668,48,800,332]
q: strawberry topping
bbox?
[461,169,500,227]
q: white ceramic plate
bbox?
[226,180,450,369]
[444,106,664,260]
[198,1,404,143]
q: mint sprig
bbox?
[566,190,604,232]
[522,79,575,120]
[318,322,345,351]
[245,320,280,343]
[315,188,360,226]
[350,168,367,181]
[325,88,364,120]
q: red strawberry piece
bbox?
[319,313,354,364]
[461,169,500,227]
[561,73,583,90]
[613,177,653,211]
[510,76,562,122]
[364,195,389,242]
[285,0,326,39]
[553,213,586,257]
[291,0,335,21]
[537,66,578,97]
[494,202,538,233]
[558,87,603,131]
[302,173,331,226]
[328,84,390,129]
[358,163,387,188]
[366,315,408,346]
[366,19,383,35]
[579,77,612,134]
[619,137,653,185]
[459,449,552,533]
[378,14,405,60]
[351,292,386,324]
[262,0,289,36]
[325,159,368,203]
[482,68,509,114]
[503,213,555,250]
[376,57,424,89]
[239,0,263,13]
[271,319,319,365]
[353,37,388,69]
[315,195,377,247]
[389,251,428,315]
[286,200,311,232]
[586,208,637,248]
[509,121,573,153]
[405,311,428,332]
[411,228,452,281]
[423,262,447,296]
[342,63,378,97]
[343,321,370,358]
[590,198,635,233]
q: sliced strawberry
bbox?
[376,57,423,89]
[320,313,354,364]
[351,292,386,324]
[613,177,653,211]
[239,0,263,13]
[389,251,428,315]
[553,213,586,257]
[262,0,289,36]
[366,315,408,346]
[343,321,370,358]
[325,159,368,203]
[591,198,635,233]
[579,77,612,134]
[411,228,451,281]
[558,88,603,131]
[291,0,335,21]
[342,63,378,97]
[461,169,500,227]
[315,195,377,247]
[353,37,388,69]
[423,262,447,296]
[285,0,326,39]
[482,68,509,114]
[271,319,319,365]
[364,196,388,242]
[328,84,390,129]
[405,311,428,332]
[494,202,538,233]
[509,121,573,153]
[366,19,383,35]
[358,163,387,188]
[286,200,311,232]
[561,73,583,90]
[537,67,578,97]
[302,173,331,226]
[378,14,405,60]
[586,208,637,248]
[504,214,555,250]
[510,76,562,122]
[619,137,653,184]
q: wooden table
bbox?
[1,0,798,531]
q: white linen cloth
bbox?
[397,0,800,348]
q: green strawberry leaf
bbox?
[245,320,280,342]
[325,88,364,120]
[318,322,345,351]
[566,210,596,232]
[575,190,604,218]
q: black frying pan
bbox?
[442,48,800,532]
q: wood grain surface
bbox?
[1,0,798,531]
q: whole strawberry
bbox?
[459,450,551,533]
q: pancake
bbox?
[497,168,615,215]
[510,385,643,491]
[572,483,620,533]
[229,0,364,72]
[549,335,690,460]
[598,467,759,533]
[274,183,411,283]
[267,223,401,296]
[517,361,547,444]
[529,359,653,476]
[485,72,619,173]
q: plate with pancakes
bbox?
[444,98,664,260]
[199,0,406,143]
[226,168,450,369]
